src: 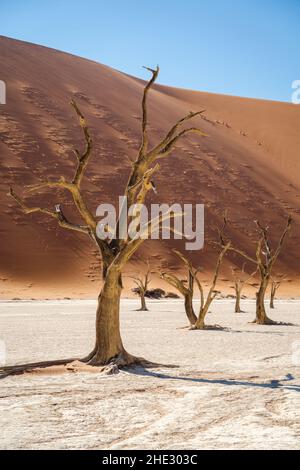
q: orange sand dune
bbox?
[0,36,299,299]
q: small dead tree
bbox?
[8,66,206,371]
[270,276,285,309]
[130,262,151,311]
[161,249,203,326]
[231,263,257,313]
[192,243,231,329]
[219,215,293,325]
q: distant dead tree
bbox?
[192,243,230,329]
[161,249,203,326]
[162,243,231,330]
[8,66,206,372]
[230,263,257,313]
[218,214,292,325]
[270,275,286,309]
[130,262,151,311]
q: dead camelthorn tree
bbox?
[270,276,285,309]
[130,261,151,311]
[192,242,231,329]
[8,66,207,371]
[231,263,257,313]
[161,249,203,326]
[218,214,293,325]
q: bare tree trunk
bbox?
[270,290,275,309]
[270,284,276,309]
[235,285,242,313]
[139,293,148,311]
[255,276,273,324]
[194,305,209,329]
[88,268,136,366]
[184,292,197,326]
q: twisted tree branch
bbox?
[70,99,93,186]
[138,65,160,158]
[8,188,90,235]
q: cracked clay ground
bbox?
[0,299,299,449]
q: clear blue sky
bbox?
[1,0,299,101]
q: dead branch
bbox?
[160,272,188,296]
[8,188,90,235]
[138,66,160,158]
[70,99,93,186]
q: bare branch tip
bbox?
[7,187,14,198]
[142,65,159,76]
[70,99,77,111]
[191,109,206,117]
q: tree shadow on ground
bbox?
[126,368,300,392]
[0,357,178,380]
[177,324,298,335]
[230,330,286,336]
[177,325,231,332]
[194,325,231,331]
